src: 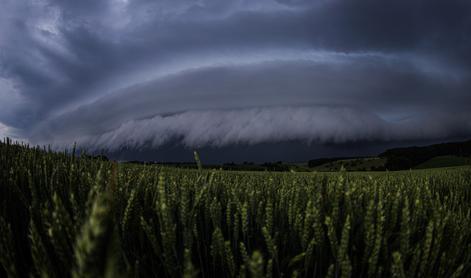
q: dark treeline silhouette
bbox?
[124,160,302,172]
[307,157,370,168]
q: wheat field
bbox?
[1,139,470,277]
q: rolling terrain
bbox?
[308,140,471,172]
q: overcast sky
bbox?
[1,0,471,159]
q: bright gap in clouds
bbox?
[0,122,13,140]
[0,123,8,138]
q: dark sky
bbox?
[1,0,471,162]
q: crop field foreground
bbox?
[1,141,471,277]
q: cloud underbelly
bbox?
[31,106,471,151]
[27,56,471,150]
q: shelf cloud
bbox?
[39,106,471,152]
[1,0,471,152]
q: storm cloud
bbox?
[1,0,471,152]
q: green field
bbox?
[1,141,471,277]
[414,156,471,169]
[312,157,386,172]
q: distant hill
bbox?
[308,139,471,171]
[309,157,386,172]
[379,139,471,170]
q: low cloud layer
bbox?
[1,0,471,152]
[41,107,471,151]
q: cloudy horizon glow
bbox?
[1,0,471,156]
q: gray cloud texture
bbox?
[45,107,471,151]
[1,0,471,150]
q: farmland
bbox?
[1,140,471,277]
